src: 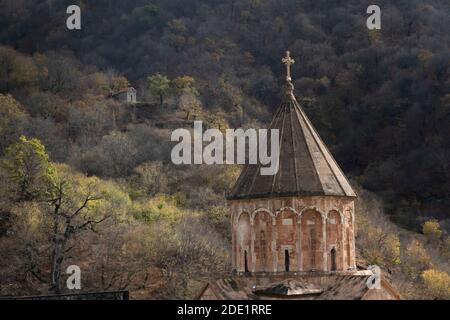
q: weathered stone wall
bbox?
[230,196,356,273]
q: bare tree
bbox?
[47,173,109,294]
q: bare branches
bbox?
[45,173,110,293]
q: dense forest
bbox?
[0,0,449,299]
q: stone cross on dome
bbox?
[282,50,295,82]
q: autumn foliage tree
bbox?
[46,164,119,293]
[402,239,432,280]
[422,219,442,243]
[109,75,130,93]
[421,269,450,300]
[0,94,27,154]
[1,136,55,202]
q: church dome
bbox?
[229,62,356,200]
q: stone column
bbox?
[342,217,347,270]
[322,214,327,271]
[339,222,344,271]
[350,205,356,269]
[231,212,236,270]
[250,217,255,272]
[297,218,302,271]
[272,217,277,272]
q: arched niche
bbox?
[275,208,298,271]
[236,212,251,272]
[345,207,354,269]
[253,210,273,272]
[300,209,324,271]
[326,210,343,271]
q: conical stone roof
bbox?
[228,80,356,200]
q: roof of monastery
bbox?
[228,53,356,200]
[198,273,401,300]
[253,279,323,297]
[198,278,260,300]
[111,87,136,96]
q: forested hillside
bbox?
[1,0,449,228]
[0,0,449,299]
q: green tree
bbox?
[1,136,55,201]
[147,73,171,106]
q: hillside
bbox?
[0,0,449,299]
[1,0,449,229]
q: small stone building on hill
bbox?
[198,52,400,300]
[111,87,137,104]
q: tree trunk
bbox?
[50,241,64,294]
[132,104,137,122]
[112,108,117,129]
